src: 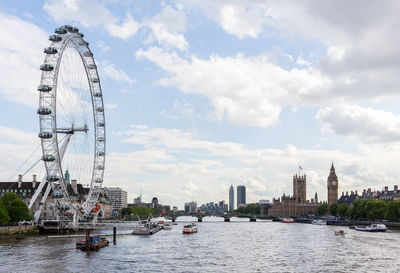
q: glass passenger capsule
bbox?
[37,107,52,115]
[83,51,93,57]
[44,47,58,54]
[57,204,70,211]
[77,32,84,38]
[92,78,99,83]
[55,27,67,34]
[95,107,104,112]
[46,175,60,182]
[97,122,104,127]
[38,132,53,139]
[97,137,105,142]
[93,92,102,97]
[87,64,96,69]
[52,191,64,198]
[41,154,55,162]
[40,64,54,71]
[37,85,52,92]
[49,34,62,42]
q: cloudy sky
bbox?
[2,0,400,209]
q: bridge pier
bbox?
[250,218,256,222]
[224,217,230,222]
[197,216,202,222]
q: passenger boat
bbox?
[335,230,345,236]
[132,214,162,235]
[183,223,198,234]
[312,219,327,225]
[355,224,387,232]
[76,235,109,251]
[280,218,294,223]
[163,222,173,230]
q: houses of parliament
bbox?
[268,164,338,216]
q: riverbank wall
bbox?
[0,225,39,236]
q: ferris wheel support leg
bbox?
[28,177,47,210]
[33,181,52,223]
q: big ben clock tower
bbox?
[327,163,338,206]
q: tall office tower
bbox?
[229,185,234,211]
[237,185,246,208]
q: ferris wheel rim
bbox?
[38,25,106,220]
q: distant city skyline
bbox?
[2,1,400,209]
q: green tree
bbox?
[385,200,400,221]
[7,199,30,224]
[316,204,328,216]
[1,192,19,209]
[337,203,349,217]
[0,199,10,225]
[121,207,131,216]
[235,204,260,214]
[329,203,338,216]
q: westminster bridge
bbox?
[165,213,275,222]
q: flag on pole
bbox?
[299,165,303,170]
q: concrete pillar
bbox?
[224,217,230,222]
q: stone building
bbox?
[268,173,320,217]
[0,175,113,219]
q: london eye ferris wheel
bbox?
[33,25,106,225]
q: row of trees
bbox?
[0,192,31,225]
[316,199,400,221]
[121,206,158,216]
[235,204,260,214]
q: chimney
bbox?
[395,185,398,191]
[342,192,344,196]
[18,174,22,188]
[32,174,37,188]
[71,179,78,195]
[363,189,366,195]
[346,191,348,196]
[385,186,388,192]
[368,188,371,194]
[351,191,354,195]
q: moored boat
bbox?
[312,219,327,225]
[163,222,173,230]
[355,224,387,232]
[76,235,109,251]
[183,223,198,234]
[280,218,294,223]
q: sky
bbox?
[2,0,400,209]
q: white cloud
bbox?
[145,22,188,51]
[136,47,329,127]
[100,61,135,84]
[105,13,140,39]
[44,0,140,39]
[0,12,48,107]
[96,40,110,52]
[317,105,400,143]
[105,103,118,110]
[143,5,188,50]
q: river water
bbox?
[1,217,399,273]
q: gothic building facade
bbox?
[269,174,320,216]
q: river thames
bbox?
[1,217,399,273]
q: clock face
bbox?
[332,181,337,186]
